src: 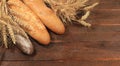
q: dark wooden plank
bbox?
[0,41,120,61]
[1,60,120,66]
[96,2,120,9]
[88,9,120,25]
[66,25,120,32]
[86,0,120,9]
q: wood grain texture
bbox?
[0,0,120,66]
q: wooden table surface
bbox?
[0,0,120,66]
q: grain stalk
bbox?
[44,0,99,27]
[0,0,29,48]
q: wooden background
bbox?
[0,0,120,66]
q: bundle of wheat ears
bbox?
[0,0,98,54]
[44,0,99,26]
